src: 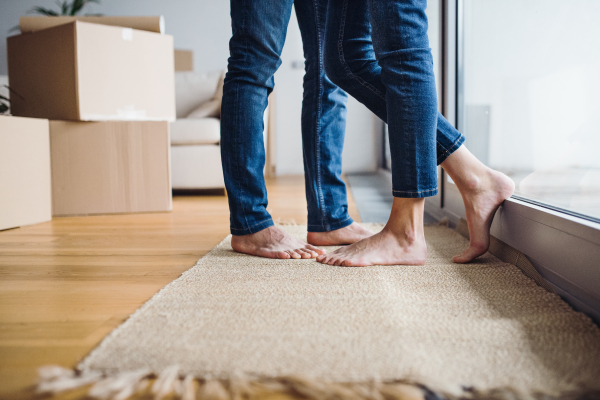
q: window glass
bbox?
[462,0,600,220]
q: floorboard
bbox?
[0,175,360,399]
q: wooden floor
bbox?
[0,176,361,399]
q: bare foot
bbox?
[231,225,325,259]
[316,227,427,267]
[452,169,515,263]
[306,222,374,246]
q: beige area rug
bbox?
[40,225,600,399]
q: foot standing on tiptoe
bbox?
[221,0,373,259]
[317,0,514,267]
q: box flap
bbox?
[19,16,165,34]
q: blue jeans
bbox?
[324,0,465,198]
[221,0,354,235]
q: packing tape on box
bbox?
[117,105,146,119]
[19,16,165,34]
[122,28,133,41]
[80,106,150,121]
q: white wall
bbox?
[0,0,231,74]
[0,0,379,175]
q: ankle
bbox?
[382,224,422,245]
[461,172,483,192]
[454,165,500,195]
[385,197,425,241]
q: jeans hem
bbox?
[437,134,465,165]
[307,215,354,233]
[230,218,275,236]
[392,187,438,199]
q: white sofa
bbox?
[171,71,272,190]
[171,71,225,190]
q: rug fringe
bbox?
[181,374,196,400]
[36,365,102,394]
[152,365,181,398]
[88,368,149,400]
[35,365,600,400]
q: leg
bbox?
[323,0,465,166]
[320,0,436,266]
[221,0,323,259]
[323,0,513,263]
[293,0,373,245]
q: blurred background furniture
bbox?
[171,70,272,190]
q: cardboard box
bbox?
[19,16,165,34]
[7,21,175,122]
[174,49,193,71]
[0,115,52,230]
[49,121,172,216]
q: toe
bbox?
[282,250,297,259]
[307,244,326,255]
[306,249,319,257]
[256,249,290,259]
[332,255,344,265]
[342,258,366,267]
[297,249,313,259]
[276,251,291,259]
[453,242,487,263]
[452,248,467,263]
[454,251,475,263]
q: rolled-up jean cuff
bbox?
[437,134,465,165]
[230,218,275,236]
[392,187,438,199]
[307,215,354,233]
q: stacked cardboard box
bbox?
[7,19,176,216]
[49,121,171,216]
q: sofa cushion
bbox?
[170,118,220,145]
[186,98,220,119]
[185,71,225,119]
[175,71,223,118]
[171,145,224,189]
